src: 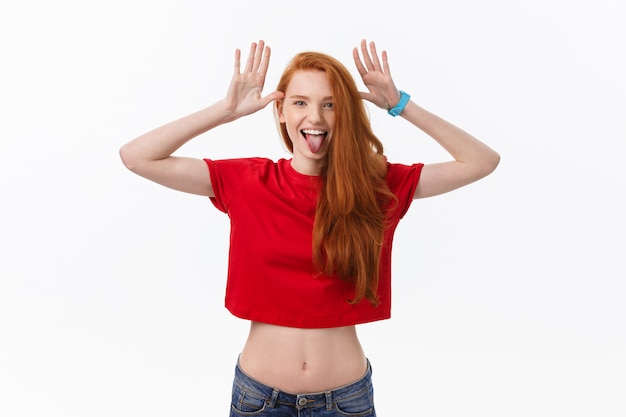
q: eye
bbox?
[294,100,305,106]
[323,102,334,109]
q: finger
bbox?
[368,41,383,71]
[353,47,367,76]
[358,90,372,102]
[251,40,266,73]
[360,39,375,71]
[259,45,271,78]
[233,48,242,75]
[260,90,285,108]
[243,42,257,73]
[381,50,391,75]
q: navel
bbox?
[302,362,309,371]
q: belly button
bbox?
[302,362,308,371]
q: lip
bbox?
[300,128,328,154]
[300,128,328,137]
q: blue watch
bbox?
[387,90,410,117]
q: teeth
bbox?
[302,129,326,135]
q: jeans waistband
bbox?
[234,359,373,410]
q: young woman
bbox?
[119,39,499,416]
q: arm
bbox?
[119,41,285,196]
[353,40,500,199]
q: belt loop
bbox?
[325,391,333,410]
[269,388,279,408]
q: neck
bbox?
[290,157,324,176]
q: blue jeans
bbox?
[229,359,376,417]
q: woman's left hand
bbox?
[353,39,402,110]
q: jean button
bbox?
[298,397,307,406]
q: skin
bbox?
[277,70,335,175]
[119,40,500,393]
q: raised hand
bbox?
[222,40,285,119]
[352,39,401,110]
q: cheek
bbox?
[283,123,299,142]
[325,111,336,125]
[283,116,301,134]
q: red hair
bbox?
[275,52,397,306]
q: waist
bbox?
[239,321,367,393]
[233,358,374,409]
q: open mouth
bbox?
[301,129,328,154]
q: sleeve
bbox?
[203,158,267,213]
[386,162,424,219]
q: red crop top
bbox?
[205,157,423,328]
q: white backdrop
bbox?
[1,1,624,416]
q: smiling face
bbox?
[277,70,335,175]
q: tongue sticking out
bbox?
[305,133,325,153]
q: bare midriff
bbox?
[238,321,367,394]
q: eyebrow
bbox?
[289,95,334,101]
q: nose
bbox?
[307,106,323,123]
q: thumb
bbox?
[359,91,373,102]
[260,91,285,108]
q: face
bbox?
[278,70,335,175]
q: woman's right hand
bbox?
[220,40,285,120]
[119,41,283,197]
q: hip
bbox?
[230,358,376,417]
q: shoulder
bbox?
[205,157,278,179]
[384,162,424,215]
[385,162,424,185]
[204,157,273,170]
[205,158,281,212]
[204,157,296,191]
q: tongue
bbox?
[305,134,324,153]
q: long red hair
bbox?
[275,52,397,306]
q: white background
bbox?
[1,1,624,416]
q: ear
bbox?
[276,100,286,123]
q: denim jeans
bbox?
[229,359,376,417]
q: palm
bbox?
[223,41,283,117]
[353,40,400,110]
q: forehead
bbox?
[286,70,333,96]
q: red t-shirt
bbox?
[205,157,422,328]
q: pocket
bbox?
[334,389,375,417]
[230,389,268,416]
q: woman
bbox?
[119,39,499,416]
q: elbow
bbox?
[486,150,500,175]
[118,143,139,173]
[474,150,500,180]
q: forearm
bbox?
[401,100,500,171]
[119,100,237,168]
